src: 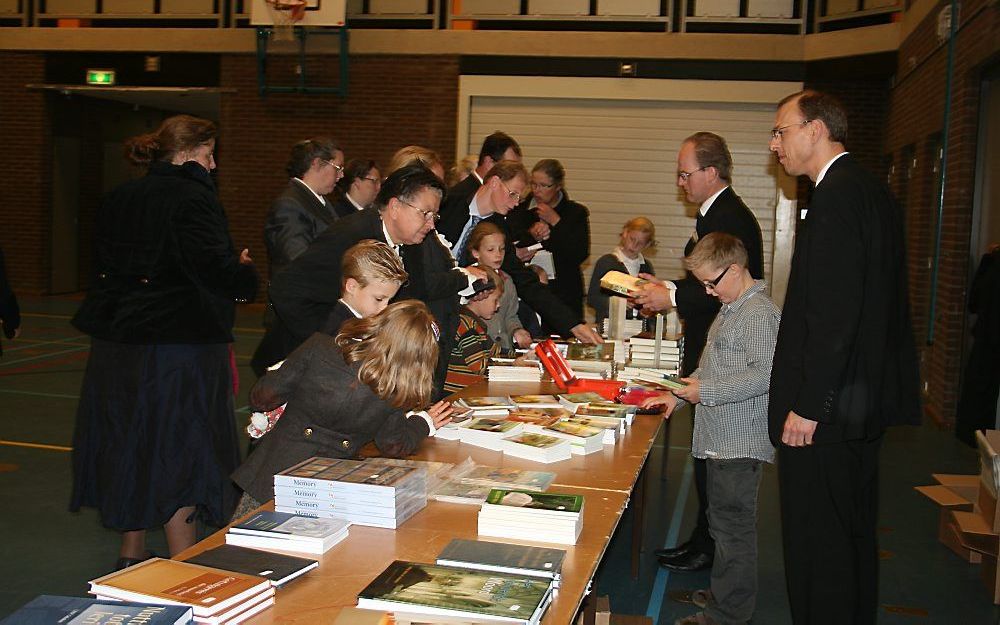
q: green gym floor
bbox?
[0,295,996,624]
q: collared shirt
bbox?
[472,170,484,184]
[613,246,645,277]
[688,280,779,463]
[345,192,365,212]
[815,151,849,186]
[337,298,363,319]
[381,222,400,257]
[292,177,326,206]
[664,186,731,305]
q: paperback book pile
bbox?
[429,465,556,505]
[478,489,584,545]
[488,363,543,382]
[186,545,318,588]
[602,316,645,339]
[576,401,636,427]
[357,560,554,625]
[627,333,683,369]
[456,417,524,450]
[0,595,194,625]
[557,391,607,412]
[455,396,515,417]
[273,457,427,529]
[226,510,349,555]
[505,408,568,432]
[87,558,273,625]
[566,415,621,445]
[543,419,605,455]
[510,394,563,409]
[501,432,572,463]
[436,538,566,586]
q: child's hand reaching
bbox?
[427,400,454,429]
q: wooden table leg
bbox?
[631,461,647,579]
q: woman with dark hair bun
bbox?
[331,159,381,218]
[70,114,258,570]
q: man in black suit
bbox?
[768,90,920,624]
[263,138,344,277]
[634,132,764,573]
[438,131,522,252]
[256,164,485,394]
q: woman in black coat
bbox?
[70,115,258,569]
[231,301,453,512]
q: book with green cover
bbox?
[357,561,552,624]
[484,489,583,514]
[436,539,566,580]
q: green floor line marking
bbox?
[0,345,90,367]
[0,439,73,452]
[3,335,86,352]
[0,388,80,400]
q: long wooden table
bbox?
[175,380,665,624]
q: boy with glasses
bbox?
[643,232,779,625]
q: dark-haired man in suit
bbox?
[255,164,485,396]
[438,131,522,251]
[634,132,764,574]
[768,90,920,624]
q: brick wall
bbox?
[0,52,49,294]
[217,53,461,290]
[885,0,1000,425]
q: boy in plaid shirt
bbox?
[643,232,779,625]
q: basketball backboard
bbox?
[250,0,346,26]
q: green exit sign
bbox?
[86,69,116,86]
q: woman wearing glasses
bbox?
[509,158,592,323]
[332,159,381,218]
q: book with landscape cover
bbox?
[184,545,318,588]
[545,419,603,439]
[483,489,584,515]
[88,558,271,618]
[455,466,556,492]
[0,595,193,625]
[504,409,564,428]
[436,539,566,580]
[509,394,563,408]
[464,418,521,434]
[430,480,496,505]
[230,510,350,542]
[565,343,614,362]
[599,270,647,296]
[502,432,568,450]
[275,457,364,489]
[356,561,553,624]
[457,396,516,410]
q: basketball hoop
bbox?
[265,0,306,41]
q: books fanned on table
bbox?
[454,466,556,492]
[576,401,635,427]
[504,408,567,432]
[599,270,647,296]
[566,416,620,445]
[0,594,193,625]
[542,420,605,455]
[455,396,515,416]
[272,457,427,529]
[478,489,584,545]
[226,510,350,555]
[557,391,607,411]
[87,558,274,625]
[184,544,318,588]
[436,539,566,583]
[501,432,572,463]
[357,560,554,625]
[456,418,524,451]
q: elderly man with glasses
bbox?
[633,131,764,574]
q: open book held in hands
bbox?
[599,270,648,297]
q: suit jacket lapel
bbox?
[289,180,335,226]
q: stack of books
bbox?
[478,489,584,545]
[566,414,622,445]
[273,457,427,529]
[225,510,349,555]
[505,408,568,432]
[511,394,563,409]
[435,538,566,587]
[627,334,683,369]
[185,545,318,588]
[357,560,554,625]
[557,391,608,412]
[1,595,194,624]
[543,420,605,455]
[456,417,524,450]
[602,316,645,339]
[87,558,273,625]
[488,364,543,382]
[501,432,573,463]
[576,401,636,428]
[455,396,515,417]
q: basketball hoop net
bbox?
[265,0,306,41]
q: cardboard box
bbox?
[931,473,981,501]
[976,430,1000,499]
[981,553,1000,605]
[979,481,1000,534]
[953,509,999,556]
[915,484,981,563]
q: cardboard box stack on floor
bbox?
[917,430,1000,603]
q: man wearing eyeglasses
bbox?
[256,164,476,395]
[264,137,345,278]
[767,90,919,625]
[634,132,764,574]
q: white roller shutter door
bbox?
[465,93,785,317]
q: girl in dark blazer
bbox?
[232,301,454,512]
[588,217,656,326]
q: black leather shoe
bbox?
[115,550,158,571]
[658,550,713,572]
[654,541,693,559]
